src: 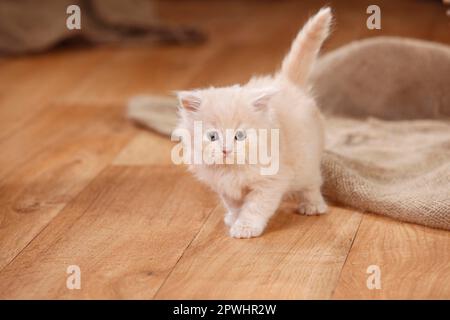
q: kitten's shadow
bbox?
[263,200,326,237]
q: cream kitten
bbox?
[175,8,332,238]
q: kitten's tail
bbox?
[280,7,332,87]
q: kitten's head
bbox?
[176,85,278,166]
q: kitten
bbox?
[175,8,332,238]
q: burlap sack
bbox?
[322,118,449,229]
[311,37,450,230]
[128,37,450,230]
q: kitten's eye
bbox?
[234,130,246,141]
[207,131,219,142]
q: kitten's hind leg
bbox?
[298,186,328,215]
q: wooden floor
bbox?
[0,0,449,299]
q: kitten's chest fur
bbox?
[194,166,257,201]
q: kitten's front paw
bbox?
[229,219,264,239]
[224,211,237,227]
[298,201,328,216]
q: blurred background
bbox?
[1,0,449,96]
[1,0,448,152]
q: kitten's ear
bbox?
[177,91,202,112]
[252,88,279,110]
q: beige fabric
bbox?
[311,37,450,120]
[0,0,204,55]
[312,37,450,229]
[127,37,450,230]
[323,118,449,230]
[128,95,179,135]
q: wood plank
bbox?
[0,102,129,180]
[113,132,176,165]
[57,45,216,106]
[155,204,362,299]
[332,214,450,299]
[0,166,217,299]
[0,41,218,268]
[0,104,135,270]
[0,49,113,141]
[0,25,222,267]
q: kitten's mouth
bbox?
[209,152,236,164]
[223,152,235,160]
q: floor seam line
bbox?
[329,212,364,299]
[152,203,220,299]
[0,164,112,275]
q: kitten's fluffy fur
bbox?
[176,8,332,238]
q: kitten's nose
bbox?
[222,148,231,155]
